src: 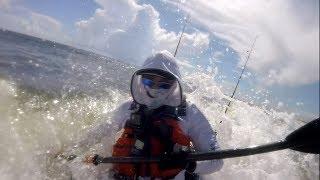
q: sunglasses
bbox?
[141,78,173,89]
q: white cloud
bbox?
[25,12,66,41]
[74,0,210,64]
[165,0,319,86]
[0,1,69,43]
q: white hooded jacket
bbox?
[76,51,223,179]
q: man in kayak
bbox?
[64,51,223,179]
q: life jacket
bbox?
[112,99,191,179]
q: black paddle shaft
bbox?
[187,141,290,161]
[96,141,290,164]
[93,118,319,164]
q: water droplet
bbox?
[47,115,54,120]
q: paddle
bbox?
[64,118,319,164]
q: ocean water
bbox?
[0,29,318,180]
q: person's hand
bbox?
[83,154,101,165]
[83,154,95,164]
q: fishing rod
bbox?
[173,15,190,57]
[60,118,319,164]
[225,36,258,114]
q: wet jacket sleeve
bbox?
[186,104,223,174]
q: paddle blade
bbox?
[285,118,320,154]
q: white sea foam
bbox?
[182,72,318,180]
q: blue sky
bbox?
[0,0,319,119]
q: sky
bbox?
[0,0,319,120]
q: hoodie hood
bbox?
[130,51,183,107]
